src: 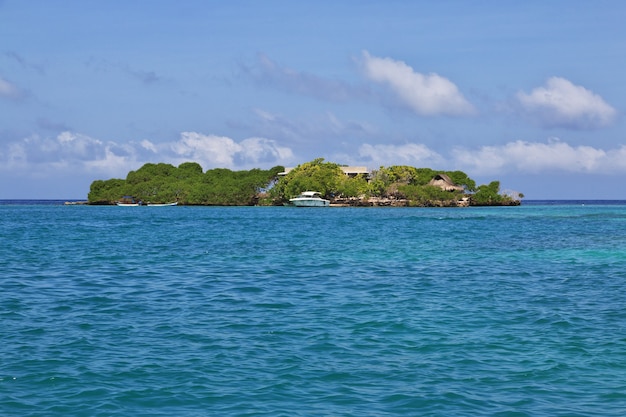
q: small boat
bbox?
[147,202,178,207]
[288,191,330,207]
[116,202,141,206]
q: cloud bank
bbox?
[360,51,475,116]
[170,132,293,167]
[358,143,444,167]
[352,138,626,176]
[0,131,295,178]
[517,77,617,129]
[451,138,626,174]
[354,139,626,175]
[3,131,625,180]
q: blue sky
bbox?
[1,1,625,199]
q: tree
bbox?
[444,170,476,191]
[177,162,203,177]
[88,178,127,204]
[270,158,344,203]
[336,175,369,198]
[87,162,282,205]
[472,181,503,205]
[86,159,519,207]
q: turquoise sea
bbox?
[2,201,626,416]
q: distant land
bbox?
[86,158,522,207]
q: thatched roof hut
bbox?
[428,174,464,192]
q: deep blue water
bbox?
[2,203,626,416]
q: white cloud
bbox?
[360,51,475,116]
[171,132,243,167]
[0,75,24,100]
[169,132,294,167]
[4,127,625,196]
[0,131,295,178]
[0,132,135,177]
[358,143,444,167]
[451,138,626,175]
[140,139,158,153]
[348,138,626,176]
[83,146,136,174]
[239,137,294,164]
[517,77,617,129]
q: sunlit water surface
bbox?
[2,202,626,416]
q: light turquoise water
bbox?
[2,202,626,416]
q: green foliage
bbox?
[384,165,419,184]
[472,181,504,205]
[87,162,283,205]
[367,166,472,197]
[87,157,516,207]
[88,179,128,204]
[445,170,476,191]
[177,162,203,178]
[270,158,344,202]
[399,184,461,204]
[411,168,438,185]
[270,159,491,205]
[367,166,414,197]
[337,175,369,198]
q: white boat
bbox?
[288,191,330,207]
[116,202,141,206]
[147,202,178,207]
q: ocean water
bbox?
[1,202,626,416]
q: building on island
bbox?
[279,168,465,192]
[428,174,465,192]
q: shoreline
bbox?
[3,199,626,206]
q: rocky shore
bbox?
[330,196,520,207]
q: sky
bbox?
[1,1,625,199]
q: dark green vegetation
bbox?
[88,162,284,205]
[88,159,521,206]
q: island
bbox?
[87,158,522,207]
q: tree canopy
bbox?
[270,160,518,206]
[88,162,284,205]
[87,159,520,206]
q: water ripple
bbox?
[2,205,626,416]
